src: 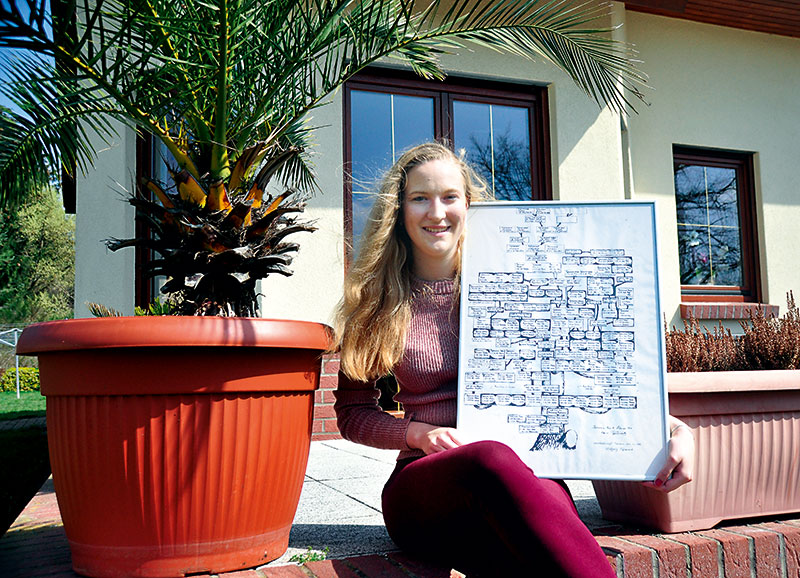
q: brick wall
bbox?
[596,521,800,577]
[680,302,780,320]
[312,353,342,441]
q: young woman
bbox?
[333,142,694,576]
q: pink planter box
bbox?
[592,370,800,533]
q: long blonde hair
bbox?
[334,142,489,382]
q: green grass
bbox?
[0,391,46,422]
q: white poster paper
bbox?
[457,202,669,480]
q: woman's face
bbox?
[402,158,468,280]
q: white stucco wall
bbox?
[74,120,137,318]
[257,46,626,324]
[624,12,800,326]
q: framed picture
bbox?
[457,201,669,480]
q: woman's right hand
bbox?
[406,421,464,454]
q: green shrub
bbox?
[666,291,800,372]
[0,367,40,392]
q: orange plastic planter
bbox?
[593,370,800,532]
[17,317,331,577]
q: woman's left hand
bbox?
[644,416,695,493]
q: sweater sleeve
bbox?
[334,369,413,451]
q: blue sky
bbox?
[1,47,20,112]
[1,0,52,112]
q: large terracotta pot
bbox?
[17,316,331,577]
[592,370,800,533]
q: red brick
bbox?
[660,533,720,578]
[725,526,782,577]
[696,529,752,578]
[304,559,361,578]
[312,419,324,433]
[311,433,341,441]
[315,389,336,404]
[605,553,619,575]
[594,536,655,578]
[344,554,407,577]
[319,375,338,390]
[680,302,780,320]
[758,522,800,577]
[314,404,336,419]
[622,535,688,578]
[260,565,309,577]
[780,519,800,529]
[322,418,340,433]
[322,357,340,376]
[386,551,452,578]
[218,570,266,577]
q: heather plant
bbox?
[664,317,739,372]
[738,292,800,370]
[665,292,800,372]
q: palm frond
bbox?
[1,0,649,314]
[0,53,121,208]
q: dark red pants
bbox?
[381,440,615,577]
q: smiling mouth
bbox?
[423,226,450,233]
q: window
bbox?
[135,134,170,308]
[344,69,551,255]
[673,146,760,302]
[344,70,551,411]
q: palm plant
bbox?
[0,0,646,316]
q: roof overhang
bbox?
[622,0,800,39]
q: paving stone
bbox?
[697,529,753,578]
[280,522,395,563]
[5,440,800,578]
[323,477,387,512]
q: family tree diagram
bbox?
[458,202,669,479]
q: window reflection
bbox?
[453,101,531,200]
[350,90,434,251]
[674,163,743,286]
[349,84,540,254]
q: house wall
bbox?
[72,7,800,330]
[257,31,626,325]
[74,120,137,318]
[624,11,800,328]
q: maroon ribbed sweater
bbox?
[334,276,459,460]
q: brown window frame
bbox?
[343,69,551,411]
[343,68,552,260]
[673,145,761,303]
[134,133,164,309]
